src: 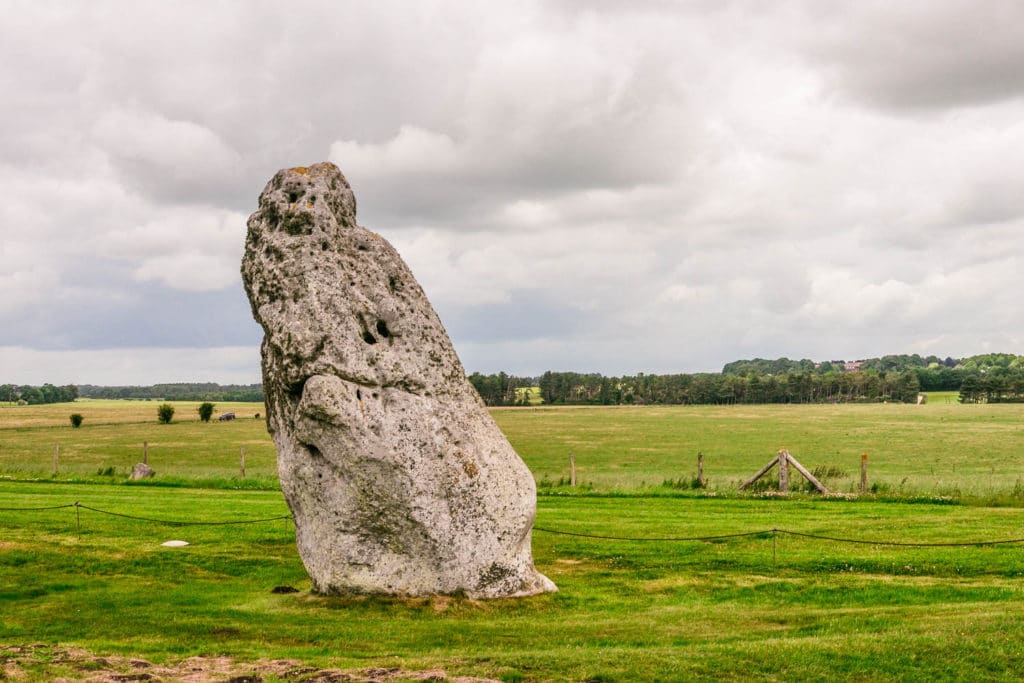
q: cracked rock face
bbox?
[241,162,555,598]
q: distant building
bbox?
[844,360,864,372]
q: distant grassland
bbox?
[3,394,1024,498]
[497,395,1024,498]
[0,399,275,486]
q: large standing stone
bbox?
[241,163,555,598]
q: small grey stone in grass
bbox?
[130,463,154,480]
[161,540,189,547]
[242,162,555,598]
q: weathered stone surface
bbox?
[241,162,555,598]
[130,463,154,480]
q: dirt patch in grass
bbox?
[0,644,499,682]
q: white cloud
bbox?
[92,107,244,204]
[331,126,462,178]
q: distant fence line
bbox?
[4,501,1024,549]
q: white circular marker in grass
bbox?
[161,540,189,547]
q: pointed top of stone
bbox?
[256,161,357,231]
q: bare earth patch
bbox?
[0,644,499,682]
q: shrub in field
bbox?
[198,402,215,423]
[69,413,84,428]
[157,403,175,424]
[662,476,705,490]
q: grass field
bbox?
[5,483,1024,680]
[5,395,1024,499]
[498,397,1024,499]
[0,399,276,487]
[4,398,1024,679]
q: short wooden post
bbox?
[240,446,246,478]
[53,442,59,475]
[569,453,576,487]
[143,441,148,465]
[697,451,705,487]
[860,452,868,494]
[778,449,790,492]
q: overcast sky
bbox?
[2,1,1023,385]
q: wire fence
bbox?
[4,501,1024,549]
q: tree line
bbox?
[0,383,80,405]
[530,370,923,405]
[468,353,1024,406]
[79,383,264,402]
[1,383,264,404]
[8,354,1023,407]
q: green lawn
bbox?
[4,482,1024,680]
[5,399,1024,679]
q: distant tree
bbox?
[894,370,921,403]
[959,375,982,403]
[18,386,42,404]
[69,413,83,428]
[198,402,215,423]
[157,403,175,424]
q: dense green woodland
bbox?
[470,353,1024,406]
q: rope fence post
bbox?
[74,501,81,537]
[772,528,778,571]
[53,442,59,476]
[570,453,576,487]
[240,446,246,479]
[860,453,868,494]
[697,451,705,487]
[143,441,148,465]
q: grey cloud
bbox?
[810,1,1024,111]
[441,294,594,345]
[2,1,1024,384]
[3,281,261,351]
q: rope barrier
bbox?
[74,504,293,526]
[3,502,1024,547]
[774,528,1024,548]
[533,525,768,542]
[0,503,76,511]
[0,501,291,526]
[533,525,1024,548]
